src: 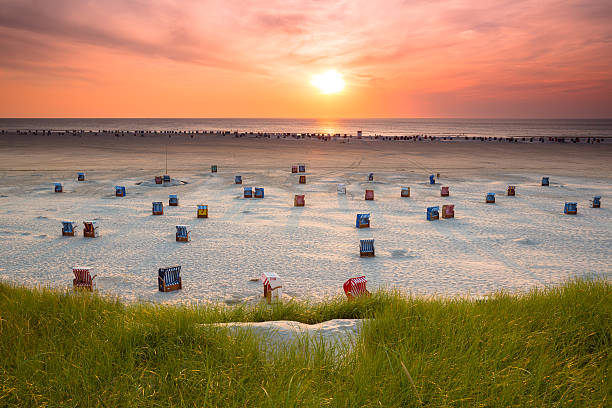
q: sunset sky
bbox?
[1,0,611,118]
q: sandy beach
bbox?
[1,131,610,303]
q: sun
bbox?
[311,69,345,94]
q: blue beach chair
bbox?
[158,266,182,292]
[54,183,63,193]
[77,172,85,181]
[244,187,253,198]
[356,213,371,228]
[175,225,190,242]
[169,194,178,206]
[152,201,163,215]
[255,187,264,198]
[235,175,242,184]
[591,196,601,208]
[542,177,549,186]
[359,239,375,257]
[61,221,77,236]
[427,206,439,220]
[429,175,435,185]
[564,202,577,214]
[486,192,496,203]
[115,186,126,197]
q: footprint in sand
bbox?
[390,249,417,259]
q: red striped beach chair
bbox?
[343,276,370,300]
[83,221,99,238]
[261,272,282,304]
[73,267,96,291]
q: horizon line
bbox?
[1,117,611,121]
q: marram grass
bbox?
[0,278,609,407]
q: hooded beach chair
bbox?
[54,183,63,193]
[564,202,577,215]
[429,175,435,185]
[298,164,306,173]
[441,186,449,197]
[235,175,242,184]
[356,213,370,228]
[158,266,182,292]
[77,172,85,181]
[115,186,126,197]
[292,165,298,173]
[337,184,346,194]
[211,165,217,173]
[442,204,455,219]
[486,192,496,203]
[359,239,375,257]
[83,221,99,238]
[163,175,171,183]
[197,204,208,218]
[343,276,370,300]
[73,267,96,291]
[365,189,374,200]
[254,187,264,198]
[591,196,601,208]
[155,176,163,184]
[507,185,516,196]
[368,173,374,181]
[401,187,410,197]
[175,225,190,242]
[61,221,77,236]
[244,186,253,198]
[427,206,439,220]
[299,175,306,184]
[152,201,163,215]
[542,177,549,186]
[261,272,282,304]
[169,194,178,206]
[294,194,305,207]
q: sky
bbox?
[0,0,611,118]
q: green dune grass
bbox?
[0,278,609,407]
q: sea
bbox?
[0,118,611,139]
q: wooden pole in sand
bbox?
[165,143,168,175]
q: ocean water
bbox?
[1,118,611,139]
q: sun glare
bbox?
[311,70,345,94]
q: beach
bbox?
[1,131,610,304]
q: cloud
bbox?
[0,0,610,116]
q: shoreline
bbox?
[3,128,611,143]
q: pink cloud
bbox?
[0,0,610,117]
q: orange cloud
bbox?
[0,0,611,118]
